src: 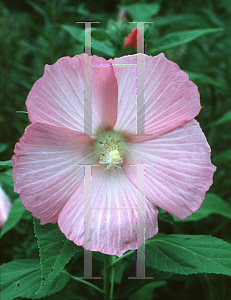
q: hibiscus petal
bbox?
[111,53,200,142]
[58,167,158,257]
[0,187,12,228]
[26,54,118,133]
[12,123,97,224]
[123,120,216,219]
[92,56,118,131]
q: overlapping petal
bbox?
[111,53,200,142]
[26,54,118,133]
[12,123,97,224]
[91,56,118,131]
[123,120,216,219]
[58,166,158,257]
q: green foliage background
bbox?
[0,0,231,299]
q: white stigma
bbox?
[99,138,123,170]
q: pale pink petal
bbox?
[12,123,97,224]
[111,53,200,142]
[58,166,158,257]
[26,54,118,133]
[123,120,216,219]
[91,56,118,131]
[0,186,12,228]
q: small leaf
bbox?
[151,28,223,54]
[174,193,231,222]
[0,197,26,238]
[0,160,12,170]
[211,110,231,126]
[0,143,8,153]
[0,259,70,300]
[16,111,28,114]
[158,212,175,226]
[146,234,231,276]
[120,3,160,21]
[33,218,81,292]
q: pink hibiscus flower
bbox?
[0,186,12,228]
[12,53,216,257]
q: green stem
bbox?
[103,255,110,300]
[110,250,135,267]
[65,253,120,299]
[68,273,103,294]
[109,256,116,300]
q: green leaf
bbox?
[114,251,171,299]
[92,28,109,41]
[0,160,12,170]
[0,143,8,153]
[174,193,231,222]
[0,259,70,300]
[0,197,26,238]
[129,281,166,300]
[120,3,160,21]
[151,28,223,54]
[59,24,84,43]
[0,169,17,201]
[185,70,222,87]
[91,38,115,57]
[211,110,231,126]
[74,43,84,55]
[154,14,207,28]
[33,218,81,292]
[59,25,115,57]
[39,288,83,300]
[158,212,175,226]
[91,29,115,57]
[146,234,231,275]
[213,150,231,163]
[199,274,226,300]
[113,261,125,284]
[76,5,105,23]
[27,0,49,26]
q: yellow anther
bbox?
[99,139,123,170]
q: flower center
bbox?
[99,138,123,170]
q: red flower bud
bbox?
[124,27,143,49]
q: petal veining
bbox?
[12,123,97,224]
[58,166,158,257]
[123,120,216,219]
